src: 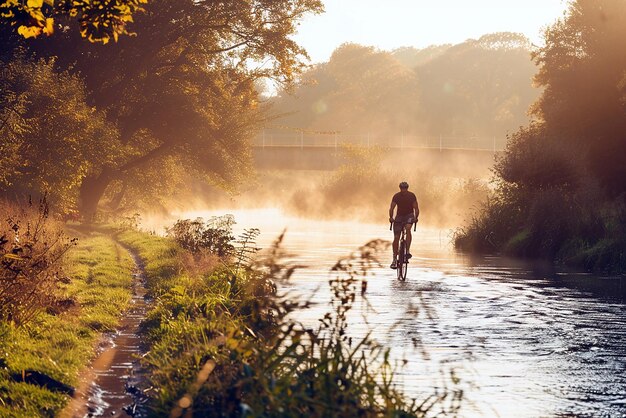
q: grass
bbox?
[0,227,134,417]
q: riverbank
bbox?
[0,227,134,417]
[454,189,626,275]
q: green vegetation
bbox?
[455,0,626,274]
[0,0,323,218]
[115,226,459,417]
[0,217,134,417]
[0,57,118,215]
[0,198,75,326]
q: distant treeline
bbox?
[455,0,626,274]
[269,32,539,140]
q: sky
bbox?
[293,0,570,63]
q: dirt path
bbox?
[61,246,149,418]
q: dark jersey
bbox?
[392,191,417,216]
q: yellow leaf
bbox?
[27,0,43,8]
[43,17,54,35]
[17,25,42,38]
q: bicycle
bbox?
[390,219,417,281]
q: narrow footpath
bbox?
[61,246,150,418]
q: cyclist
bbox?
[388,181,419,269]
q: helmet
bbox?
[399,181,409,189]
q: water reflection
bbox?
[166,208,626,418]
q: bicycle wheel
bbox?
[397,241,407,280]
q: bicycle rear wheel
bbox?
[397,241,407,281]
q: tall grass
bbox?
[0,197,75,326]
[454,182,626,273]
[0,222,134,417]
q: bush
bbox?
[454,182,524,253]
[166,216,235,257]
[0,197,76,326]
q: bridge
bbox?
[252,132,504,174]
[253,132,506,152]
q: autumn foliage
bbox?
[0,0,147,43]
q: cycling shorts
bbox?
[393,213,415,234]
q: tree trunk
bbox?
[78,143,172,220]
[108,182,128,213]
[78,167,115,221]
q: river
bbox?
[158,208,626,418]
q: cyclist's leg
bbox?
[391,230,400,268]
[392,217,406,257]
[391,219,403,268]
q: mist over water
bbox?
[180,145,494,229]
[143,207,626,418]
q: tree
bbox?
[0,55,119,213]
[0,0,148,43]
[530,0,626,194]
[1,0,323,218]
[416,32,538,137]
[270,44,421,137]
[455,0,626,265]
[269,33,538,140]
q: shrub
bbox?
[0,197,76,326]
[454,183,524,253]
[166,216,235,257]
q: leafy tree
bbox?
[456,0,626,267]
[392,44,451,68]
[530,0,626,194]
[1,0,323,218]
[416,32,538,137]
[0,55,120,212]
[271,43,421,137]
[0,0,148,43]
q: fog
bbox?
[147,144,494,232]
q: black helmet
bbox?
[399,181,409,189]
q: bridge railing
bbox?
[254,132,506,152]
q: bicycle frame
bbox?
[390,219,417,280]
